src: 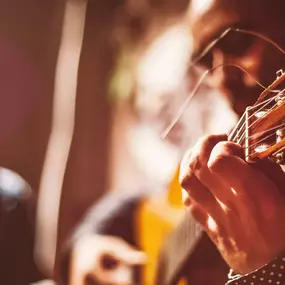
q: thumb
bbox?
[124,250,147,265]
[110,246,147,265]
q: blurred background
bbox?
[0,0,237,284]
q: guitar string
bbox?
[245,121,285,146]
[181,125,285,270]
[227,112,246,142]
[229,91,285,142]
[229,92,282,142]
[161,64,279,140]
[172,62,282,259]
[230,92,282,143]
[235,90,285,145]
[236,97,282,145]
[244,133,285,160]
[228,94,281,142]
[195,27,285,143]
[164,26,285,261]
[188,27,285,71]
[243,121,285,150]
[163,26,285,141]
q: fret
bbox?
[229,72,285,164]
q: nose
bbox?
[211,44,264,90]
[210,49,245,95]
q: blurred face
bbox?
[189,0,285,116]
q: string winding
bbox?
[162,64,280,140]
[235,92,283,144]
[162,27,285,141]
[189,27,285,70]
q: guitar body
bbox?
[135,167,186,285]
[135,169,228,285]
[136,193,185,285]
[136,194,229,285]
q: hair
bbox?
[244,0,285,45]
[189,0,285,46]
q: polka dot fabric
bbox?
[227,256,285,285]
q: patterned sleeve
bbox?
[226,256,285,285]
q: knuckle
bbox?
[213,141,230,153]
[208,152,230,172]
[179,173,191,189]
[199,134,227,165]
[180,135,228,181]
[214,141,243,157]
[179,170,195,190]
[189,155,201,172]
[208,140,243,172]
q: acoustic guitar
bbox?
[136,168,187,285]
[136,69,285,285]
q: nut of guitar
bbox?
[229,72,285,164]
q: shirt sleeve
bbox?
[226,256,285,285]
[56,190,146,285]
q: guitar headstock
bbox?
[229,70,285,164]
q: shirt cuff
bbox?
[226,256,285,285]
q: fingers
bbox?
[180,139,248,233]
[180,134,228,202]
[207,142,260,219]
[70,235,145,285]
[94,246,142,285]
[180,136,237,219]
[180,134,227,178]
[191,134,228,169]
[181,136,285,271]
[198,134,228,165]
[181,174,218,215]
[208,141,276,197]
[187,202,208,228]
[91,263,134,285]
[110,248,147,266]
[207,141,282,222]
[187,202,230,248]
[208,141,245,174]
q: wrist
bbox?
[227,255,285,285]
[221,245,285,275]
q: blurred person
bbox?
[56,0,285,283]
[55,23,236,285]
[188,0,285,117]
[180,0,285,284]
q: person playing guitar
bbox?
[57,0,285,284]
[179,0,285,284]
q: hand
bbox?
[70,235,146,285]
[180,134,285,274]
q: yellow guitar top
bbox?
[136,168,187,285]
